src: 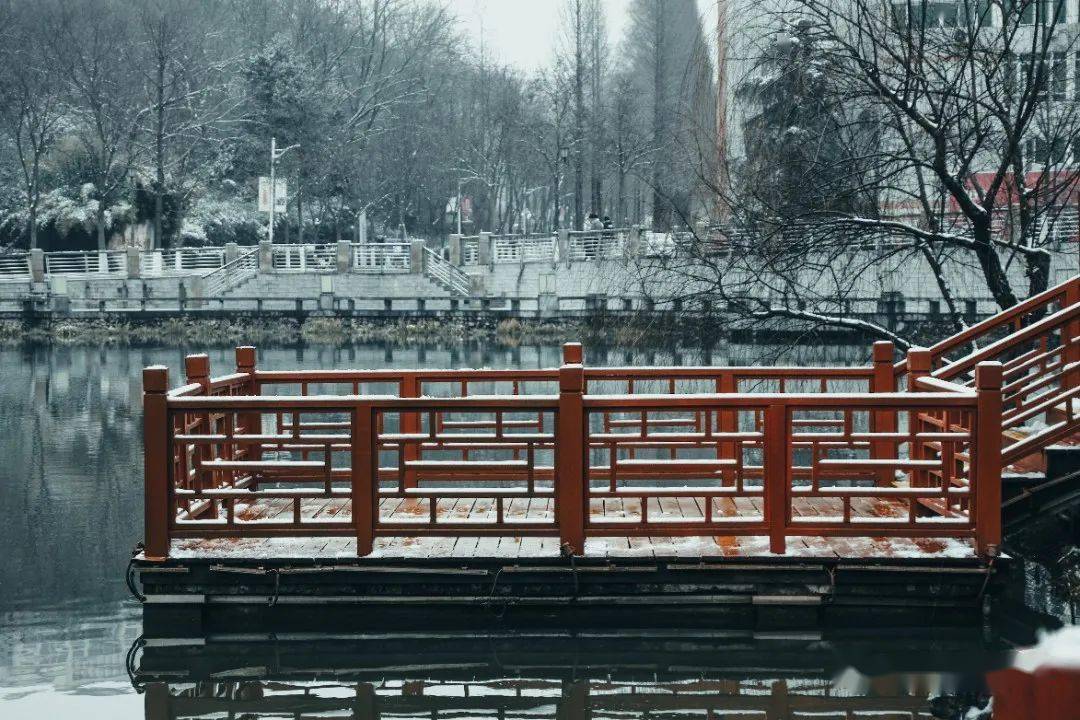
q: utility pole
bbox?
[268,137,299,244]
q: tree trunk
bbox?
[96,204,107,250]
[154,191,164,249]
[1025,250,1051,299]
[971,219,1019,309]
[28,205,37,250]
[296,180,304,244]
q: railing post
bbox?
[907,348,932,488]
[716,371,737,483]
[410,239,425,274]
[352,403,375,556]
[143,366,170,561]
[184,354,214,518]
[258,240,273,272]
[401,373,420,488]
[448,234,462,265]
[184,353,210,391]
[764,402,788,554]
[126,247,141,279]
[235,346,261,462]
[557,342,585,555]
[1065,279,1080,391]
[871,341,897,486]
[478,231,492,265]
[29,248,45,283]
[336,240,351,273]
[974,361,1003,558]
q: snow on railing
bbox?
[493,233,557,263]
[141,247,226,277]
[424,246,469,295]
[202,247,259,297]
[44,250,126,278]
[0,253,31,282]
[353,242,411,273]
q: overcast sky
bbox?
[445,0,717,73]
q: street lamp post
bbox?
[457,178,464,235]
[268,137,299,244]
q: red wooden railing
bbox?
[142,335,1039,562]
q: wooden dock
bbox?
[133,277,1080,635]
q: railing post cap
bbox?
[975,361,1003,389]
[236,346,257,368]
[184,353,210,379]
[562,342,583,364]
[559,362,584,392]
[872,340,894,362]
[143,365,169,393]
[907,347,932,371]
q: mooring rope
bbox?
[126,546,147,603]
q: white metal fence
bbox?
[460,236,480,265]
[353,242,411,272]
[567,230,625,261]
[0,254,30,282]
[140,247,226,276]
[44,251,127,277]
[493,234,557,263]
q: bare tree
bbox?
[0,2,63,249]
[46,0,145,250]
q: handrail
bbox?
[202,247,258,297]
[424,246,469,295]
[142,341,1008,561]
[934,302,1080,381]
[895,275,1078,376]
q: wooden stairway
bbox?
[895,276,1080,518]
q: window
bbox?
[892,0,961,27]
[1051,52,1067,100]
[1025,135,1069,165]
[1043,0,1067,23]
[1007,0,1037,24]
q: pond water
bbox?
[0,339,1070,719]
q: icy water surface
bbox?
[0,339,1064,718]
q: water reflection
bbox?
[133,629,1005,720]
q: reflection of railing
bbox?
[202,248,259,297]
[44,250,126,277]
[353,242,410,272]
[424,246,469,295]
[142,340,1011,560]
[0,253,30,281]
[146,675,939,719]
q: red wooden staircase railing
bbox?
[900,276,1080,472]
